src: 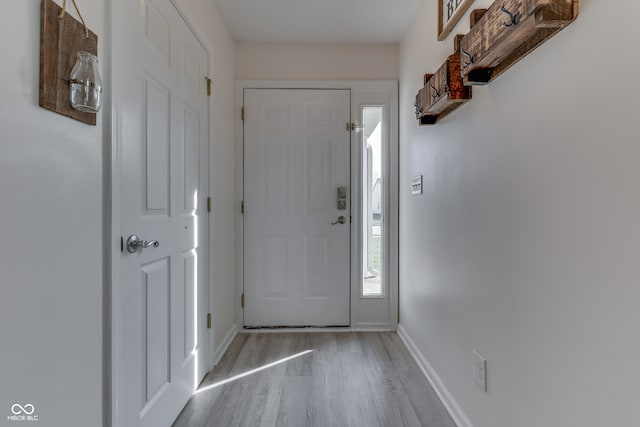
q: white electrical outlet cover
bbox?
[473,350,487,392]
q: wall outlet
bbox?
[473,350,487,392]
[411,175,423,195]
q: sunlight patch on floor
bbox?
[193,350,314,395]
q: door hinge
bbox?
[346,122,363,132]
[205,77,212,96]
[120,236,124,253]
[207,196,212,213]
[241,294,245,308]
[207,313,212,329]
[241,106,245,121]
[241,200,244,214]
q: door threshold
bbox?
[242,325,351,333]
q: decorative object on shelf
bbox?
[40,0,100,125]
[415,35,472,125]
[439,0,476,41]
[460,0,578,85]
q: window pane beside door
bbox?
[362,107,384,297]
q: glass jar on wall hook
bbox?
[69,51,102,113]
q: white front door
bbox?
[243,89,351,327]
[112,0,209,426]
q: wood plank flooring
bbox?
[173,332,456,427]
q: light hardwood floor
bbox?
[173,332,456,427]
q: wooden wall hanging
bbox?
[439,0,476,41]
[460,0,578,85]
[415,35,472,125]
[40,0,98,125]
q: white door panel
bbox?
[113,0,208,425]
[244,89,350,327]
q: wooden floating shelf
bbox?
[415,35,472,126]
[460,0,579,86]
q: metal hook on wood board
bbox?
[461,48,475,68]
[500,3,521,28]
[430,84,441,99]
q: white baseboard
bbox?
[213,324,238,366]
[397,324,473,427]
[353,322,395,332]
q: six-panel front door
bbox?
[113,0,209,425]
[243,89,351,327]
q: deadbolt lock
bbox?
[337,186,347,210]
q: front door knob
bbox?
[331,216,346,225]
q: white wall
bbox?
[399,1,640,427]
[236,43,398,81]
[0,1,104,425]
[177,0,238,365]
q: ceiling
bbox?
[214,0,422,44]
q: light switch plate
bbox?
[473,350,487,392]
[411,175,423,195]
